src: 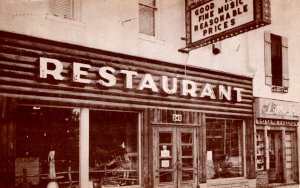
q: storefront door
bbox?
[153,126,198,188]
[268,131,284,183]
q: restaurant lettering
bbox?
[39,57,244,102]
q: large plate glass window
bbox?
[15,106,80,187]
[206,118,244,179]
[89,110,139,187]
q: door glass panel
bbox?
[268,133,276,168]
[180,131,195,183]
[159,133,172,143]
[182,170,194,181]
[181,133,192,143]
[158,132,174,183]
[182,158,193,168]
[159,172,173,183]
[182,146,192,156]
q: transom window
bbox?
[264,32,289,87]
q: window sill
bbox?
[45,14,85,27]
[138,33,164,44]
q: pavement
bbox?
[275,184,299,188]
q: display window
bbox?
[15,105,80,187]
[206,118,244,179]
[89,110,140,187]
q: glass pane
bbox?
[182,146,192,156]
[159,171,173,183]
[181,133,192,143]
[159,133,172,143]
[89,110,139,186]
[182,158,193,168]
[139,5,155,36]
[182,170,194,181]
[15,106,80,187]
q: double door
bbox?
[153,126,198,188]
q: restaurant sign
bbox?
[39,57,244,102]
[255,98,300,122]
[179,0,271,52]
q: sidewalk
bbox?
[275,184,299,188]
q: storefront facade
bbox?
[0,31,255,188]
[254,97,300,187]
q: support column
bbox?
[79,108,89,188]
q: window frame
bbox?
[264,31,289,87]
[48,0,81,22]
[205,117,246,180]
[139,0,158,37]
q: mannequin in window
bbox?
[106,147,131,179]
[48,146,56,179]
[216,155,232,177]
[218,154,232,177]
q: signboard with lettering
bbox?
[39,57,245,103]
[271,86,288,93]
[254,98,300,121]
[180,0,271,52]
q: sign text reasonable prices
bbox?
[191,0,254,43]
[181,0,270,51]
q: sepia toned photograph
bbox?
[0,0,299,188]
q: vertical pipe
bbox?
[79,108,89,188]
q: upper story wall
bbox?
[0,0,252,77]
[246,0,300,102]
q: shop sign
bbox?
[256,118,298,126]
[271,86,288,93]
[39,57,245,102]
[255,98,300,121]
[180,0,271,52]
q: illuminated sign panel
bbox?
[180,0,271,52]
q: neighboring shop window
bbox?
[49,0,80,21]
[139,0,157,36]
[264,31,289,87]
[15,106,80,187]
[206,118,244,179]
[89,110,139,186]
